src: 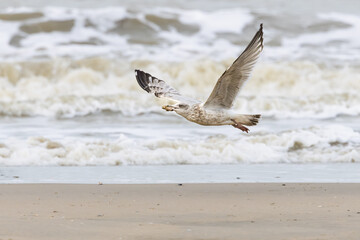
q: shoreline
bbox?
[1,183,359,240]
[1,163,360,184]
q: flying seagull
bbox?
[135,24,263,132]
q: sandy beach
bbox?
[0,183,359,240]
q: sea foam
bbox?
[0,124,358,166]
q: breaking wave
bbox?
[1,6,360,64]
[0,124,359,166]
[0,6,253,61]
[0,58,359,119]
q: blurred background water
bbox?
[0,0,359,167]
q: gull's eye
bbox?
[178,104,188,109]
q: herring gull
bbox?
[135,24,263,133]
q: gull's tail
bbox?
[234,114,261,126]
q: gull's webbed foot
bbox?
[231,119,249,133]
[232,124,249,133]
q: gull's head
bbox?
[173,103,189,114]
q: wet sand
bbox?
[0,183,359,240]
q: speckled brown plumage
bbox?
[135,24,264,132]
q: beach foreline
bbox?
[1,183,359,240]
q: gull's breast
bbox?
[184,105,230,126]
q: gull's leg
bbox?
[231,119,249,133]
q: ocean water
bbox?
[0,0,359,167]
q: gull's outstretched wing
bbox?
[135,69,200,104]
[204,24,264,109]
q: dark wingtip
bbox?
[259,23,264,49]
[134,69,151,93]
[134,69,142,75]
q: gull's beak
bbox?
[162,105,175,111]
